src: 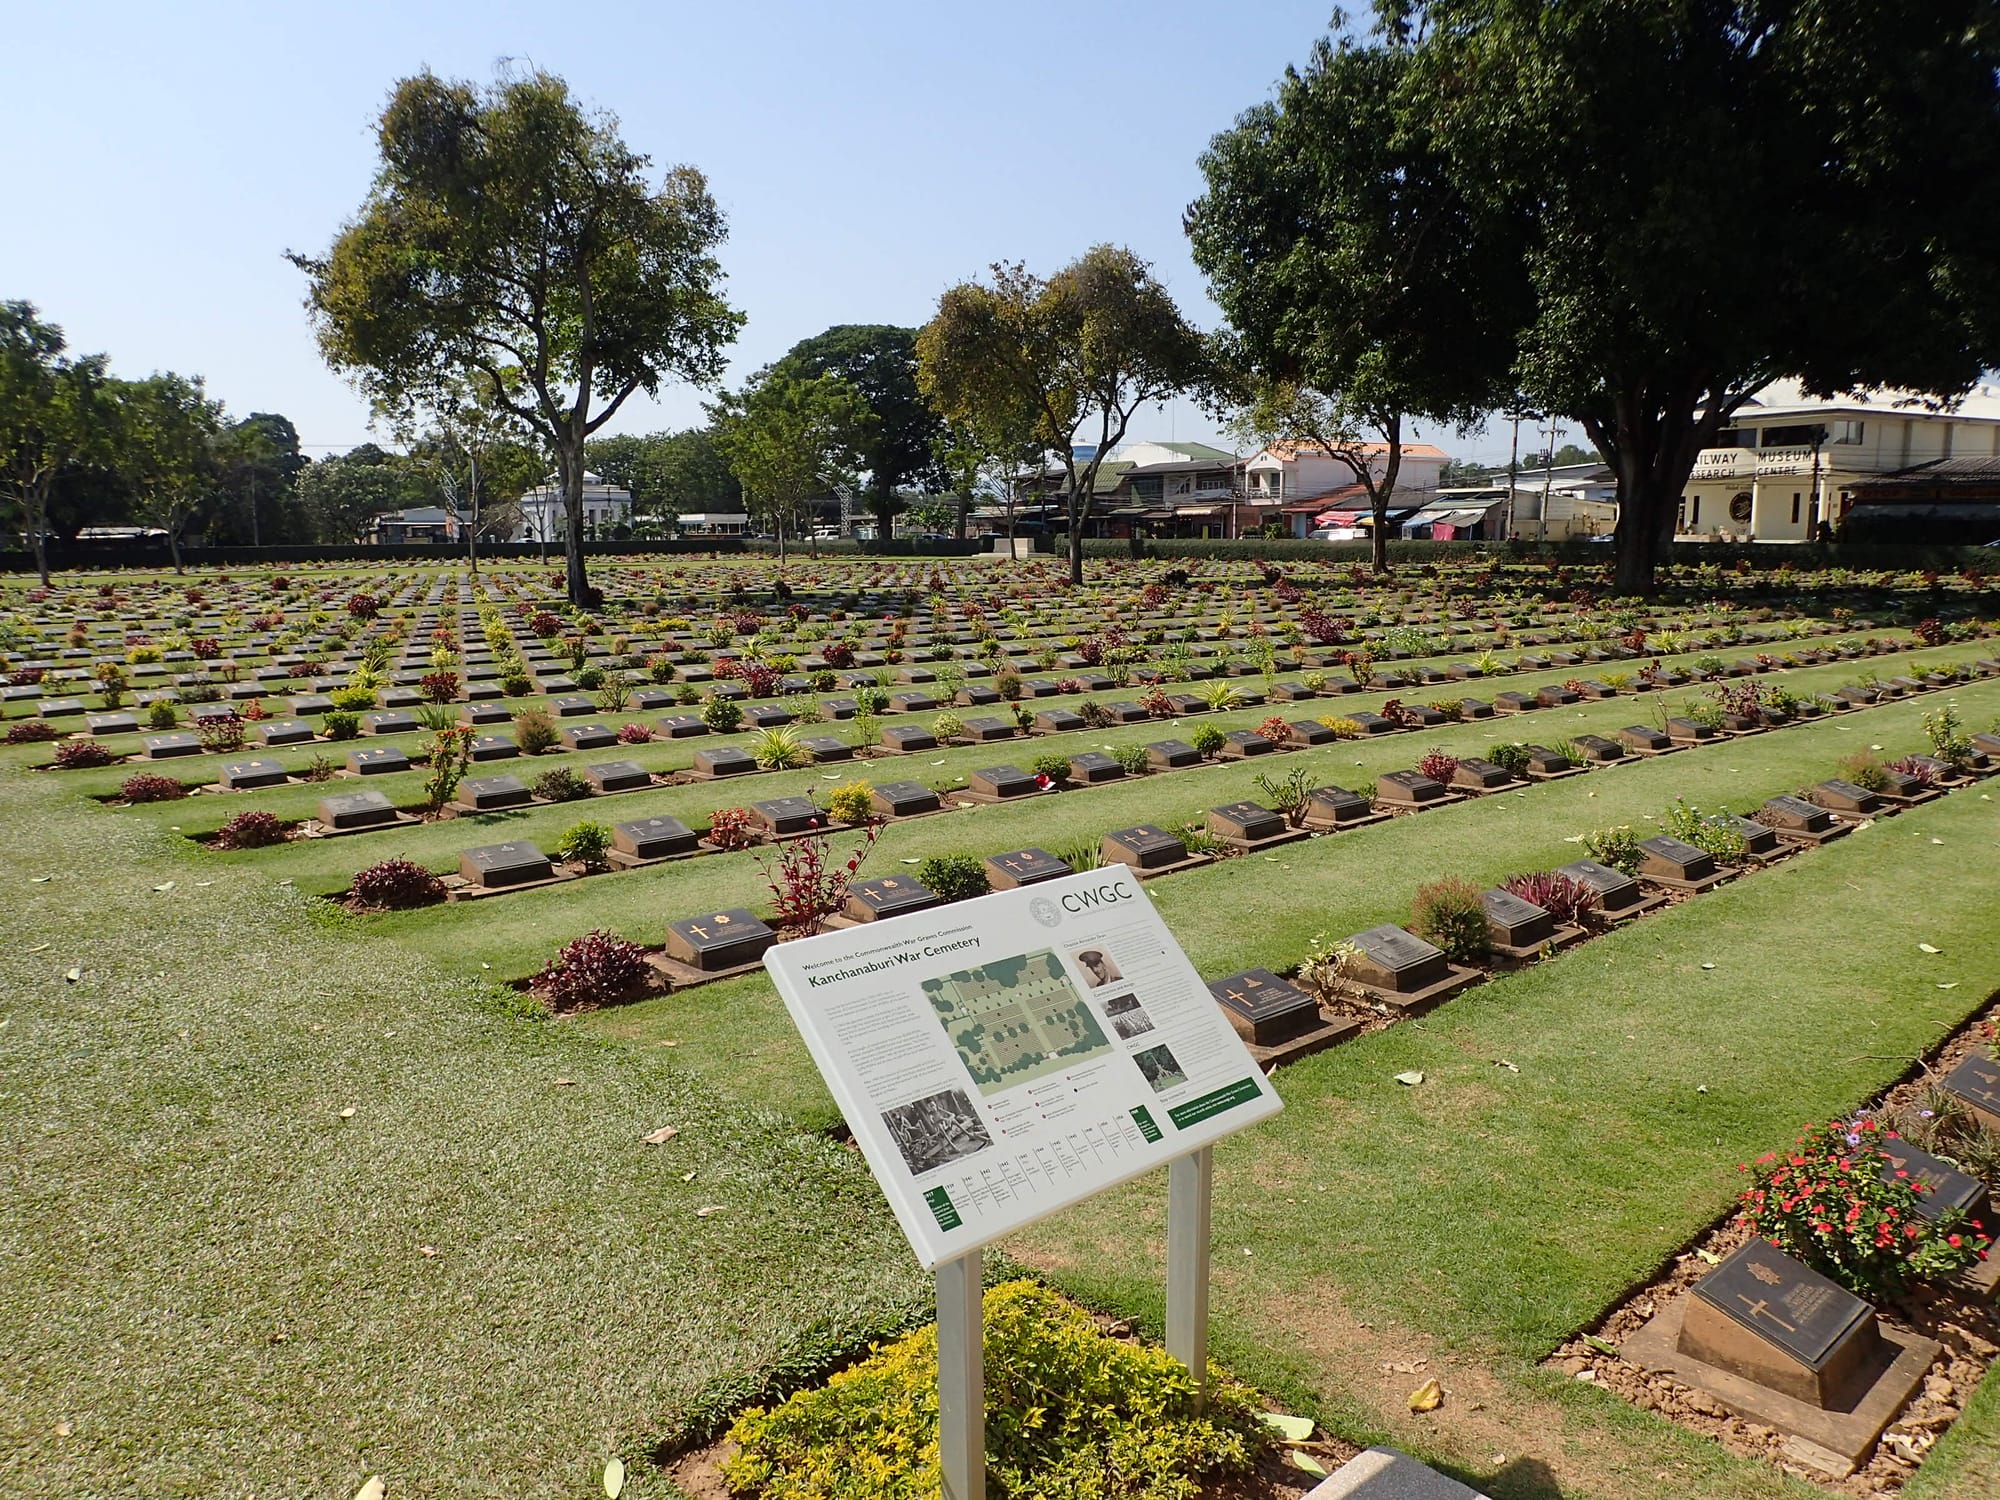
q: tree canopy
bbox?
[1,301,112,584]
[1372,0,2000,589]
[917,247,1208,584]
[291,66,742,605]
[710,370,873,559]
[585,427,741,518]
[773,324,943,533]
[1188,29,1524,572]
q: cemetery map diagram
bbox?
[921,949,1113,1097]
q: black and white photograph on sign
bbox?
[880,1087,994,1177]
[1132,1043,1188,1094]
[1072,947,1123,987]
[1100,991,1156,1041]
[922,949,1114,1096]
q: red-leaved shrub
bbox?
[52,739,116,769]
[534,929,650,1011]
[214,810,289,849]
[6,720,62,744]
[1500,870,1600,928]
[349,858,446,910]
[120,773,188,803]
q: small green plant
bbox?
[1837,750,1893,793]
[1252,765,1314,828]
[1316,715,1363,739]
[748,725,812,770]
[533,929,650,1011]
[1049,837,1101,871]
[1199,679,1242,712]
[1190,723,1226,757]
[823,781,876,825]
[1031,750,1073,783]
[930,710,965,744]
[214,810,289,849]
[916,853,989,903]
[1580,824,1643,875]
[1663,798,1748,863]
[349,858,445,910]
[596,677,631,713]
[1488,742,1532,777]
[532,766,588,802]
[702,697,744,734]
[1295,933,1362,998]
[1113,743,1150,776]
[1923,705,1974,770]
[513,707,560,755]
[328,685,377,712]
[421,726,473,813]
[145,700,179,730]
[1411,876,1489,965]
[321,710,361,742]
[553,820,613,869]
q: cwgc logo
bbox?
[1028,896,1062,929]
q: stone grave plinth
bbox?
[1760,794,1848,847]
[880,725,937,753]
[608,815,698,868]
[583,759,653,795]
[455,774,533,812]
[744,705,794,729]
[314,789,400,833]
[1342,925,1480,1013]
[749,796,821,836]
[1034,708,1085,734]
[456,840,557,893]
[1557,859,1667,921]
[1720,814,1784,861]
[983,847,1073,889]
[1876,769,1942,807]
[1345,711,1396,735]
[1285,719,1337,745]
[460,704,512,727]
[347,746,410,776]
[1302,785,1385,832]
[1207,799,1304,853]
[1571,734,1627,764]
[1635,835,1730,893]
[1812,779,1885,821]
[1621,1242,1938,1477]
[1067,751,1124,784]
[1480,888,1584,964]
[1458,698,1495,719]
[798,735,853,763]
[257,719,315,747]
[1375,770,1457,811]
[1666,717,1718,745]
[870,780,942,818]
[959,764,1041,803]
[658,908,776,980]
[559,723,617,752]
[1493,692,1535,714]
[1940,1053,2000,1133]
[1522,745,1584,780]
[960,716,1016,742]
[656,715,709,738]
[839,875,942,924]
[1100,824,1203,878]
[362,711,418,736]
[1217,729,1276,759]
[1617,725,1674,755]
[1208,967,1355,1067]
[1449,758,1522,795]
[689,746,756,779]
[217,758,288,791]
[467,734,517,762]
[550,695,594,718]
[143,732,203,760]
[86,712,138,737]
[1145,739,1201,770]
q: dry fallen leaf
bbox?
[418,1246,437,1257]
[338,1107,356,1119]
[553,1077,576,1087]
[53,1420,72,1437]
[681,1170,697,1182]
[1919,943,1943,954]
[1394,1070,1425,1086]
[1696,1248,1721,1266]
[153,881,175,892]
[1409,1378,1444,1412]
[63,967,81,983]
[352,1479,385,1500]
[1288,1451,1329,1477]
[603,1456,626,1498]
[643,1125,680,1145]
[696,1205,726,1217]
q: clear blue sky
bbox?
[4,1,1530,464]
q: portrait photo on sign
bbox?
[1100,991,1155,1041]
[1071,947,1123,987]
[1132,1043,1188,1094]
[880,1087,994,1177]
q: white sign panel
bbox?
[764,867,1283,1269]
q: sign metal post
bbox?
[937,1248,985,1500]
[1165,1144,1214,1408]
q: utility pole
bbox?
[1538,419,1559,545]
[1507,412,1521,541]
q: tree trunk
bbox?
[776,503,788,565]
[1610,457,1680,595]
[1067,500,1084,586]
[168,522,185,576]
[953,491,968,541]
[1371,416,1402,576]
[557,440,591,607]
[32,500,50,588]
[466,455,480,577]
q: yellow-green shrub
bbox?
[723,1280,1266,1500]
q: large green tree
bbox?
[293,445,408,545]
[291,67,743,606]
[917,247,1208,585]
[585,427,740,517]
[0,302,111,585]
[710,371,873,561]
[117,372,225,572]
[210,413,306,545]
[1188,31,1524,573]
[1379,0,2000,590]
[774,325,943,536]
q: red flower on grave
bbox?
[1950,1235,1964,1248]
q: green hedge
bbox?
[1072,536,1996,572]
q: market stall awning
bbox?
[1315,508,1366,525]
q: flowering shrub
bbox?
[349,858,446,910]
[1912,617,1947,647]
[1411,877,1488,964]
[120,773,188,803]
[724,1279,1265,1500]
[1923,706,1974,769]
[1501,870,1600,928]
[1580,825,1643,875]
[529,610,563,638]
[701,697,744,734]
[345,592,381,619]
[705,806,756,850]
[1737,1117,1990,1297]
[1316,715,1363,739]
[534,929,650,1011]
[1416,748,1459,783]
[52,739,116,769]
[214,810,289,849]
[1662,799,1748,862]
[6,720,61,744]
[1031,750,1073,782]
[419,670,460,704]
[190,637,221,659]
[1256,715,1292,745]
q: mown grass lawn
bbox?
[0,756,927,1500]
